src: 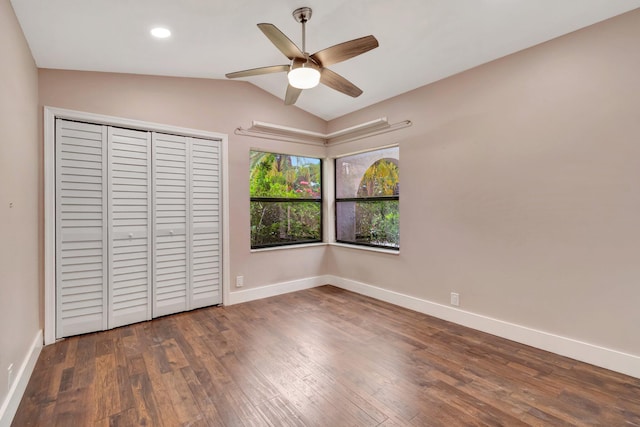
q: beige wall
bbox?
[327,9,640,356]
[38,69,329,298]
[0,0,40,406]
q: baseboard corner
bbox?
[0,329,43,427]
[227,275,330,305]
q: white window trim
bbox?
[329,242,401,255]
[250,242,328,253]
[43,106,230,345]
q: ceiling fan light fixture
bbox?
[288,65,320,89]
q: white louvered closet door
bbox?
[107,127,152,328]
[56,119,108,338]
[152,133,190,317]
[56,121,223,337]
[152,134,222,316]
[190,137,222,308]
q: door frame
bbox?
[44,106,230,345]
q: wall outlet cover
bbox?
[450,292,460,307]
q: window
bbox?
[250,151,322,248]
[335,146,399,249]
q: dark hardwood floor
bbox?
[12,285,640,426]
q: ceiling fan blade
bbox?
[285,85,303,105]
[258,23,304,60]
[225,65,289,79]
[310,35,378,67]
[320,68,363,98]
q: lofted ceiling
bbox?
[11,0,640,121]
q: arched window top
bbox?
[357,158,399,197]
[336,146,399,199]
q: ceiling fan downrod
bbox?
[293,7,312,58]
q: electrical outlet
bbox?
[7,364,14,391]
[236,276,244,287]
[450,292,460,307]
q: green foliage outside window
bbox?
[354,200,399,247]
[355,159,399,247]
[250,151,322,248]
[358,159,399,197]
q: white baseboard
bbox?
[202,273,640,378]
[227,275,331,305]
[0,330,43,427]
[327,275,640,379]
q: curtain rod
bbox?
[235,118,411,145]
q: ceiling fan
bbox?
[225,7,379,105]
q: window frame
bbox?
[249,150,323,249]
[334,147,399,251]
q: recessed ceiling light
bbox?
[150,27,171,39]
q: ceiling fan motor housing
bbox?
[292,7,312,23]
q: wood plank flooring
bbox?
[12,285,640,426]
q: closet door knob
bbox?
[128,233,133,238]
[169,230,174,235]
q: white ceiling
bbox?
[11,0,640,121]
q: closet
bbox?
[55,119,221,338]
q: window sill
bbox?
[250,242,327,253]
[329,242,400,255]
[250,242,400,255]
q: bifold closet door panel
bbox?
[57,121,223,336]
[190,138,222,308]
[56,119,108,338]
[107,127,152,328]
[153,133,190,317]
